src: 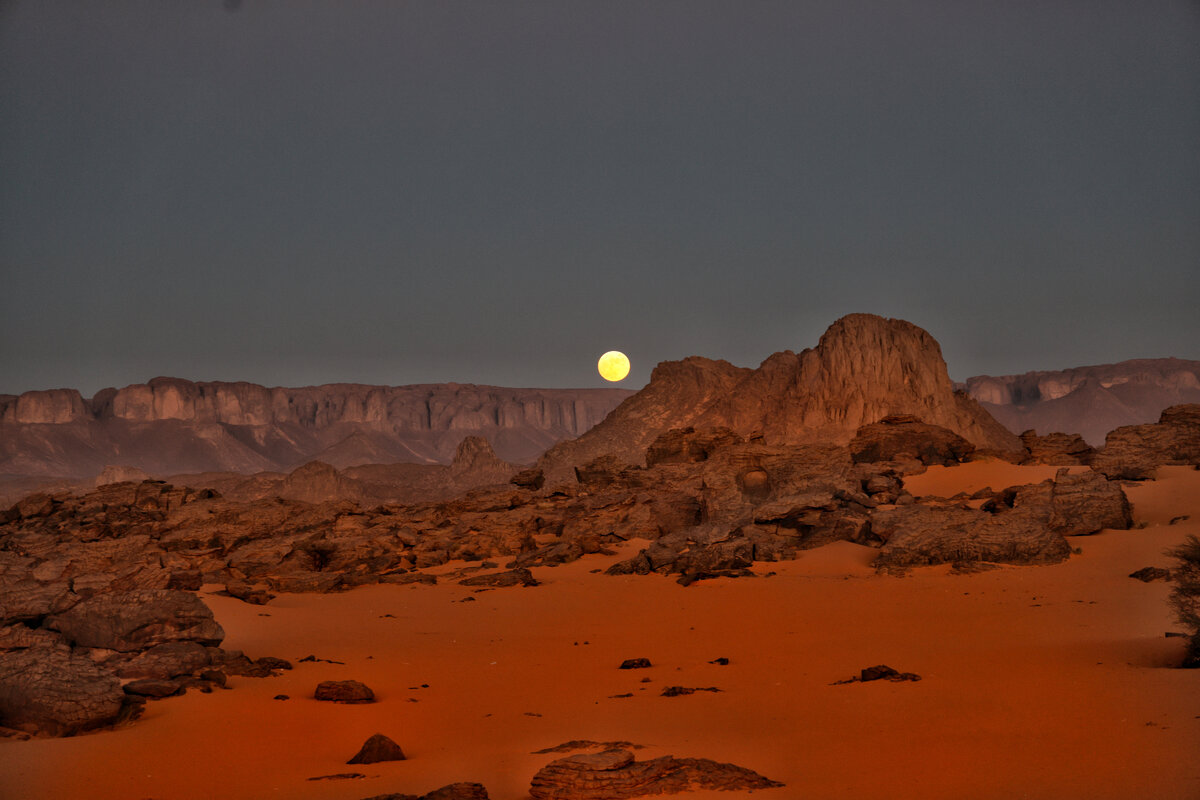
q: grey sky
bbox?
[2,1,1198,397]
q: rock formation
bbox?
[1019,431,1094,466]
[541,314,1021,481]
[1090,404,1200,480]
[965,358,1200,446]
[874,468,1131,571]
[528,748,782,799]
[0,380,632,481]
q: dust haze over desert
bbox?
[2,3,1200,800]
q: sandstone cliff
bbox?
[964,358,1200,445]
[0,381,632,480]
[540,314,1020,480]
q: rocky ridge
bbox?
[0,380,633,480]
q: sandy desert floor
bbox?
[3,464,1199,800]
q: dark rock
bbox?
[123,678,182,698]
[347,732,407,764]
[510,468,545,490]
[618,658,652,670]
[225,581,274,605]
[1129,567,1172,582]
[255,656,293,671]
[860,665,899,681]
[660,686,720,697]
[315,680,375,703]
[709,657,730,665]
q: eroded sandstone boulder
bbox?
[0,626,127,736]
[46,589,224,652]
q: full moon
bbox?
[597,350,631,382]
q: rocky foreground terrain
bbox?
[2,314,1199,799]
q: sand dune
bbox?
[3,464,1198,800]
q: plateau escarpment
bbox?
[0,381,633,481]
[965,358,1200,446]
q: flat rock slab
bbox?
[529,748,782,799]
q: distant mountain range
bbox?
[0,379,633,480]
[962,358,1200,445]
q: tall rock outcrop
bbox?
[964,358,1200,445]
[540,314,1020,481]
[698,314,1019,450]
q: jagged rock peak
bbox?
[699,313,1021,451]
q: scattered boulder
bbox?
[528,747,782,799]
[860,665,921,682]
[315,680,376,704]
[347,732,407,764]
[618,658,652,670]
[1129,567,1172,582]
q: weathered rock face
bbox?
[47,589,225,652]
[539,358,751,482]
[872,505,1072,570]
[1020,430,1094,466]
[0,625,126,736]
[0,380,633,480]
[849,416,976,466]
[965,358,1200,446]
[700,315,1020,453]
[1090,404,1200,480]
[875,468,1132,570]
[528,748,783,799]
[541,315,1021,481]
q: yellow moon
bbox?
[597,350,631,382]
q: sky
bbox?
[2,1,1198,397]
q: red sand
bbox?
[3,464,1199,800]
